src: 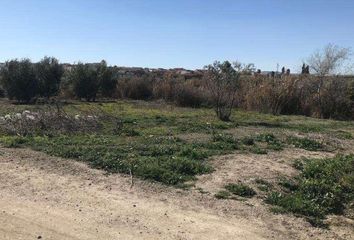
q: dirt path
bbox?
[0,147,353,240]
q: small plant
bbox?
[255,178,273,192]
[292,158,306,170]
[250,146,267,154]
[256,133,283,151]
[241,136,255,145]
[334,130,353,140]
[225,183,256,198]
[215,190,231,199]
[287,136,323,151]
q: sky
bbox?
[0,0,353,72]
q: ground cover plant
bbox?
[0,100,353,187]
[266,155,354,227]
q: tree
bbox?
[204,61,240,121]
[307,44,351,117]
[69,63,99,101]
[307,44,351,76]
[35,57,64,98]
[97,60,117,98]
[0,59,38,103]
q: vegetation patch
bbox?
[255,178,273,192]
[255,133,284,151]
[225,183,256,198]
[287,136,323,151]
[215,190,231,199]
[265,155,354,227]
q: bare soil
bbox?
[0,145,353,240]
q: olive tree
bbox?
[97,60,117,98]
[204,61,240,121]
[0,59,38,103]
[35,57,64,98]
[69,63,99,101]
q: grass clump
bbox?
[266,155,354,227]
[215,190,231,199]
[255,178,273,192]
[250,146,267,154]
[287,136,323,151]
[225,183,256,198]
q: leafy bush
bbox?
[266,155,354,226]
[225,183,256,198]
[204,61,240,121]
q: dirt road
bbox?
[0,147,352,240]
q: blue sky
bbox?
[0,0,353,71]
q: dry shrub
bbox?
[241,75,354,120]
[152,72,180,101]
[174,83,206,108]
[120,76,153,100]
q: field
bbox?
[0,99,354,239]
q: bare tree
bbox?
[307,44,352,118]
[204,61,240,121]
[307,44,351,76]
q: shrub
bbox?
[174,83,205,108]
[122,76,153,100]
[204,61,240,121]
[0,59,38,103]
[225,183,256,198]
